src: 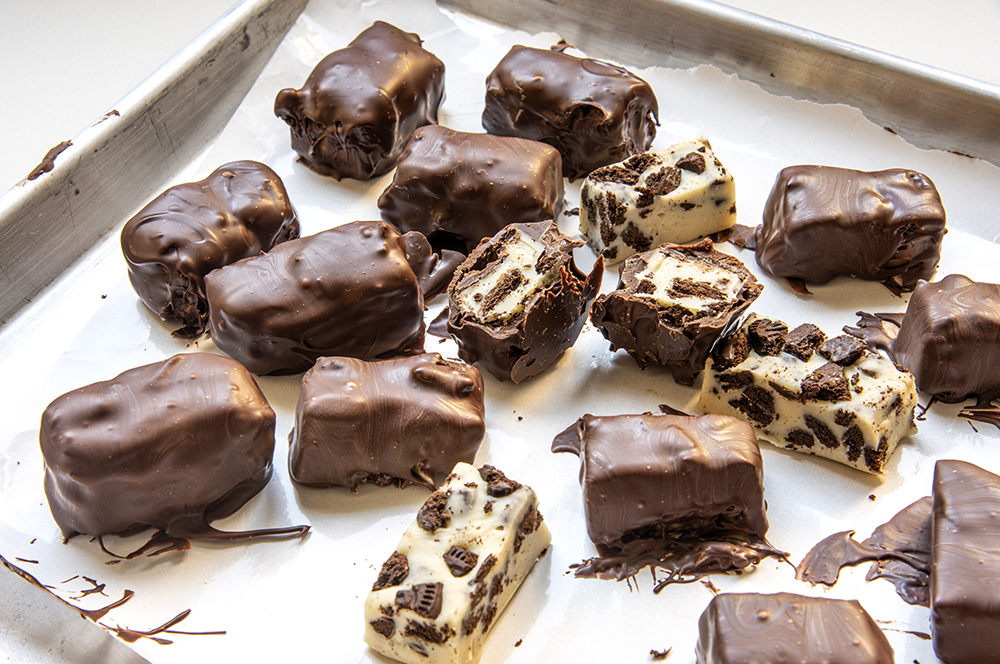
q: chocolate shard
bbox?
[273,21,444,180]
[121,161,299,337]
[39,353,309,547]
[755,165,946,290]
[288,354,485,490]
[448,221,602,383]
[205,221,425,376]
[482,44,658,180]
[443,547,479,578]
[379,125,565,254]
[696,593,894,664]
[591,239,762,385]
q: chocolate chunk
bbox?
[801,362,851,401]
[289,354,485,489]
[274,21,444,180]
[675,151,707,173]
[819,334,867,365]
[448,221,602,383]
[38,354,309,546]
[121,161,299,337]
[403,619,454,644]
[443,547,479,578]
[591,239,762,385]
[784,323,826,361]
[482,45,658,180]
[481,465,522,498]
[732,385,776,427]
[748,318,788,356]
[716,370,753,392]
[805,414,839,448]
[378,125,564,253]
[373,551,410,591]
[205,220,424,375]
[395,583,443,619]
[755,165,946,290]
[785,429,815,448]
[417,490,452,533]
[711,327,750,371]
[369,617,395,638]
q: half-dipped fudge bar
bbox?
[121,161,299,337]
[205,221,425,375]
[378,125,564,253]
[580,137,736,264]
[288,354,485,489]
[755,165,946,291]
[274,21,445,180]
[364,463,550,664]
[590,239,761,385]
[696,593,894,664]
[39,353,308,547]
[447,221,602,383]
[482,44,658,180]
[698,314,918,473]
[552,412,783,586]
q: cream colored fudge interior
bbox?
[580,136,736,264]
[363,463,551,664]
[639,251,745,311]
[697,319,918,474]
[454,228,560,325]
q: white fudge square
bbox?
[580,136,736,264]
[363,463,551,664]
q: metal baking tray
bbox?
[1,1,998,662]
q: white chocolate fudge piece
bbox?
[697,315,917,474]
[364,463,551,664]
[580,137,736,264]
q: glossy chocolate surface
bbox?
[39,354,298,543]
[274,21,445,180]
[755,165,946,290]
[553,413,783,586]
[288,354,485,489]
[482,45,658,180]
[121,161,299,337]
[378,125,564,253]
[206,221,424,376]
[932,459,1000,664]
[447,221,602,383]
[696,593,894,664]
[591,239,762,385]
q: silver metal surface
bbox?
[438,0,1000,166]
[0,0,309,328]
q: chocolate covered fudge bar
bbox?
[205,221,425,376]
[931,459,1000,663]
[698,314,918,473]
[590,239,761,385]
[288,354,485,489]
[378,125,564,253]
[847,274,1000,424]
[447,220,602,383]
[755,165,946,291]
[696,593,894,664]
[580,137,736,264]
[552,412,784,587]
[39,353,308,548]
[482,44,658,180]
[274,21,445,180]
[363,463,550,664]
[121,160,299,337]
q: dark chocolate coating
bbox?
[591,239,762,385]
[205,221,425,376]
[755,165,946,290]
[288,354,485,489]
[121,161,299,337]
[552,413,769,550]
[891,275,1000,402]
[482,45,658,180]
[40,354,278,541]
[447,221,602,383]
[378,125,565,253]
[274,21,445,180]
[931,459,1000,664]
[696,593,894,664]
